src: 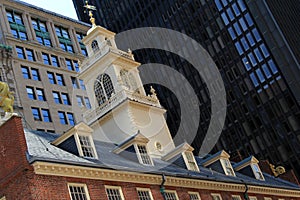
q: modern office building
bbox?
[0,0,91,133]
[73,0,300,178]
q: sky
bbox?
[23,0,78,20]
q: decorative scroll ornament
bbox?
[270,164,286,177]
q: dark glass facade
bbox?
[73,0,300,178]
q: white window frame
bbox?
[264,198,272,200]
[74,133,98,159]
[251,163,265,180]
[249,197,257,200]
[68,183,91,200]
[183,151,200,172]
[211,193,222,200]
[105,185,125,200]
[188,191,201,200]
[164,190,179,200]
[134,143,153,166]
[232,195,242,200]
[136,188,154,200]
[220,158,236,176]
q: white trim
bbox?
[220,158,236,176]
[68,183,91,200]
[164,190,179,200]
[264,198,272,200]
[134,143,154,166]
[249,197,258,200]
[105,185,125,200]
[232,195,242,200]
[136,188,154,200]
[188,191,201,200]
[211,193,222,200]
[182,151,200,172]
[251,163,265,181]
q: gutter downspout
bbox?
[243,181,249,200]
[160,174,166,200]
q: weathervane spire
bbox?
[84,1,97,27]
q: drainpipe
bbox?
[243,181,249,200]
[160,174,166,200]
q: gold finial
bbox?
[270,164,286,177]
[84,1,97,27]
[0,81,14,113]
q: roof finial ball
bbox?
[84,1,97,27]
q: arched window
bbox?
[91,40,99,52]
[120,69,138,92]
[94,74,114,106]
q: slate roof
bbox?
[24,129,300,191]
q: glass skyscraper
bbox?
[73,0,300,178]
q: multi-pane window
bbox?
[220,159,235,176]
[136,144,153,165]
[36,88,46,101]
[55,26,74,53]
[6,10,27,40]
[84,97,91,109]
[47,72,65,86]
[42,53,50,65]
[184,152,199,171]
[16,46,25,59]
[22,66,40,80]
[189,192,201,200]
[32,19,51,47]
[76,32,87,56]
[78,135,95,158]
[52,91,70,105]
[53,91,61,104]
[68,184,90,200]
[26,87,45,101]
[211,194,222,200]
[26,87,35,99]
[61,93,71,105]
[105,186,124,200]
[26,49,35,61]
[66,59,79,72]
[232,195,242,200]
[77,96,84,107]
[165,191,178,200]
[31,107,51,122]
[137,188,153,200]
[51,55,59,67]
[58,111,75,125]
[94,74,115,106]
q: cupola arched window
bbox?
[94,74,114,106]
[120,69,138,92]
[91,40,99,52]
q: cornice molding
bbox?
[32,161,300,197]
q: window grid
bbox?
[252,163,264,180]
[164,191,178,200]
[76,32,87,56]
[32,18,52,47]
[6,10,27,40]
[105,187,124,200]
[58,111,67,125]
[211,194,222,200]
[137,189,153,200]
[221,159,235,176]
[137,144,153,165]
[68,184,89,200]
[55,26,74,53]
[184,152,199,171]
[94,74,115,106]
[189,192,200,200]
[78,135,95,158]
[232,195,242,200]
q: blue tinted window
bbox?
[31,68,40,81]
[42,109,51,122]
[36,89,45,101]
[233,22,242,36]
[48,72,55,84]
[226,8,234,21]
[221,0,228,6]
[242,57,251,71]
[250,72,259,87]
[221,12,229,25]
[268,60,278,74]
[256,68,265,83]
[260,44,269,58]
[32,108,41,121]
[237,0,246,12]
[79,79,86,90]
[16,46,25,59]
[246,33,255,46]
[232,3,240,16]
[241,37,249,51]
[248,52,257,66]
[252,28,261,42]
[22,66,30,79]
[262,64,271,78]
[215,0,223,11]
[67,113,75,126]
[53,92,61,104]
[254,48,263,62]
[245,13,254,26]
[239,18,247,31]
[74,61,79,72]
[228,27,236,39]
[58,112,67,124]
[26,87,35,100]
[56,74,64,86]
[235,42,243,55]
[61,93,70,105]
[42,53,50,65]
[85,97,91,109]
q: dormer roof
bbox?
[233,156,259,171]
[199,150,230,167]
[162,142,194,161]
[113,131,149,154]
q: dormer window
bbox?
[183,151,199,172]
[94,73,115,106]
[136,144,153,165]
[78,135,96,158]
[91,40,99,52]
[252,163,264,180]
[220,158,235,176]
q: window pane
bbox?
[237,0,246,12]
[227,27,236,39]
[250,72,259,87]
[58,111,67,124]
[232,3,240,16]
[256,68,265,83]
[262,64,271,78]
[235,41,243,55]
[53,92,61,104]
[245,13,254,26]
[233,22,242,36]
[248,52,257,66]
[67,113,75,126]
[268,60,278,74]
[246,32,255,46]
[36,88,46,101]
[260,44,269,58]
[221,12,229,25]
[241,37,249,51]
[16,47,25,59]
[22,66,30,79]
[26,87,35,99]
[226,8,234,21]
[42,109,51,122]
[239,17,247,31]
[252,28,261,42]
[254,48,263,62]
[32,108,41,121]
[56,74,64,86]
[31,68,40,81]
[242,57,251,71]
